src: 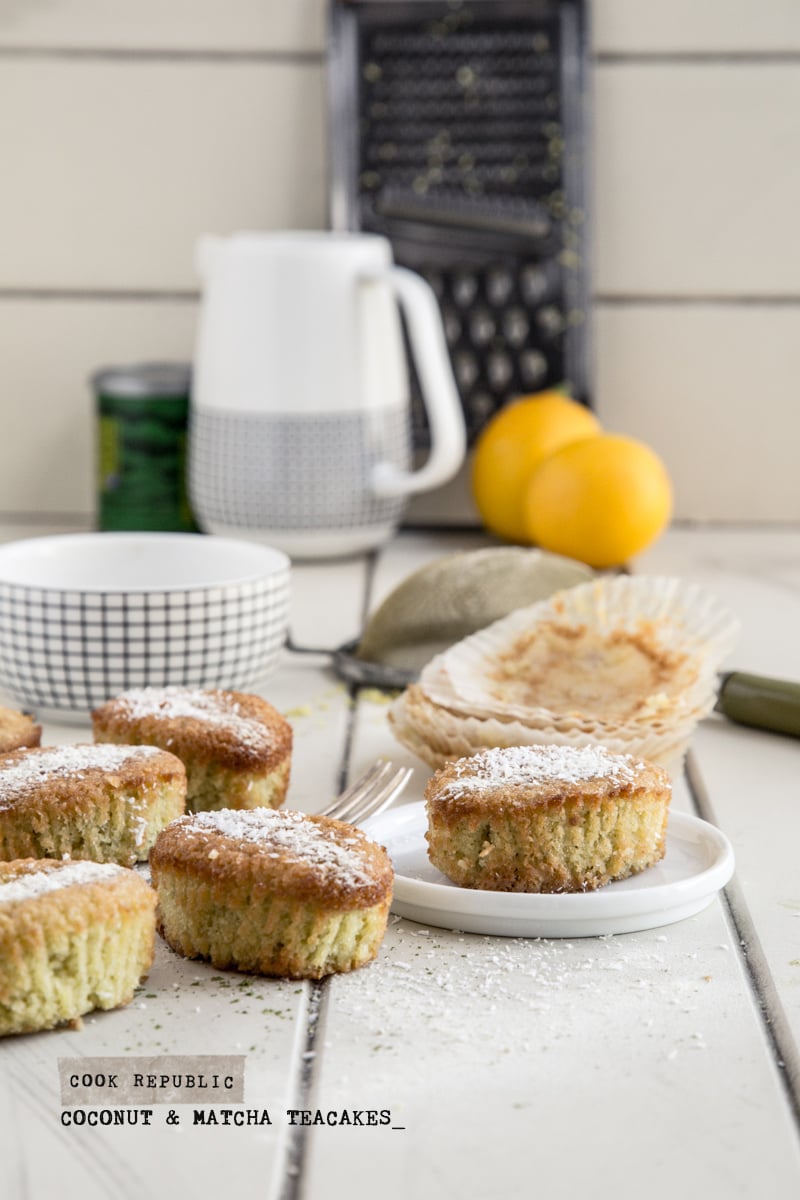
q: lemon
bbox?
[524,434,673,568]
[471,392,601,543]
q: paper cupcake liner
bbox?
[420,659,721,739]
[389,685,693,773]
[425,575,739,731]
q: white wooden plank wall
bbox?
[0,0,798,521]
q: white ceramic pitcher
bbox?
[189,231,466,558]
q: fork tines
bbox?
[318,760,413,826]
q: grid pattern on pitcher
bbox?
[0,575,290,712]
[189,407,411,532]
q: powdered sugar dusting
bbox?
[110,687,274,752]
[441,745,643,796]
[0,860,124,905]
[0,743,165,808]
[184,809,376,890]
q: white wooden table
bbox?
[2,524,800,1200]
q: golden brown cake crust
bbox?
[150,809,393,909]
[0,705,41,754]
[0,743,185,816]
[92,687,292,773]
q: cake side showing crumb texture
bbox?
[92,688,292,813]
[0,705,41,753]
[150,809,394,979]
[424,744,671,893]
[0,858,157,1036]
[0,743,186,866]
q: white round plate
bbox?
[363,804,734,938]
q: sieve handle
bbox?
[716,671,800,738]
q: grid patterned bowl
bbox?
[0,533,290,719]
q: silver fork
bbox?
[318,760,413,826]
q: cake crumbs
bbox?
[358,688,399,706]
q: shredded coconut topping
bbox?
[441,745,642,795]
[0,743,164,807]
[0,860,124,904]
[184,809,375,889]
[131,812,149,848]
[111,687,274,751]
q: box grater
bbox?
[328,0,592,502]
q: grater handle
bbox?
[368,265,466,498]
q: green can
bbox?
[92,362,198,532]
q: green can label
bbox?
[96,393,197,533]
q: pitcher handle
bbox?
[367,266,466,498]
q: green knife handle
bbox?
[717,671,800,738]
